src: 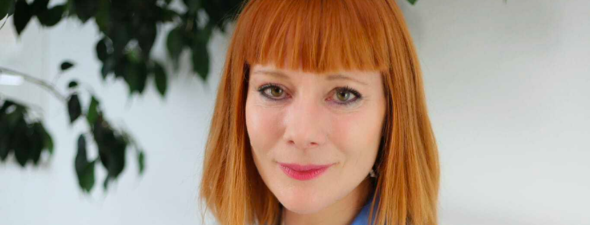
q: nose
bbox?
[283,94,328,151]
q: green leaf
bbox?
[122,60,148,95]
[92,117,127,181]
[158,7,178,22]
[166,27,185,69]
[182,0,201,13]
[73,0,99,23]
[191,39,209,81]
[75,135,95,193]
[75,134,87,173]
[101,57,115,79]
[13,0,32,35]
[68,80,78,89]
[37,4,65,27]
[86,96,99,126]
[408,0,418,5]
[0,0,15,20]
[153,62,167,97]
[30,0,49,15]
[12,119,29,167]
[0,114,11,161]
[103,175,110,190]
[30,122,45,164]
[42,126,53,155]
[138,23,157,58]
[138,151,145,175]
[67,94,82,124]
[61,61,74,72]
[96,38,108,62]
[94,0,110,33]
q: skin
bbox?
[245,63,386,225]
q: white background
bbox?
[1,0,589,224]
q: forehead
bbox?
[251,64,380,79]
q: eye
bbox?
[332,86,362,105]
[257,83,287,100]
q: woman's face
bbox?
[245,63,386,214]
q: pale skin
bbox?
[245,63,386,225]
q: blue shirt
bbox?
[350,192,379,225]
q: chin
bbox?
[276,188,331,214]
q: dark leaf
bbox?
[37,4,64,27]
[191,39,209,81]
[75,135,95,193]
[42,126,53,155]
[137,23,157,59]
[30,0,49,15]
[110,23,131,59]
[86,96,99,126]
[68,80,78,89]
[73,0,99,23]
[94,0,110,33]
[101,57,115,79]
[122,60,148,95]
[67,94,82,124]
[0,115,11,161]
[408,0,418,5]
[60,61,74,72]
[96,38,108,62]
[158,7,178,22]
[13,119,29,167]
[153,62,167,97]
[138,151,145,175]
[0,0,15,20]
[30,122,44,164]
[75,135,87,171]
[103,175,110,190]
[182,0,200,13]
[93,116,126,181]
[196,23,213,44]
[166,27,185,69]
[13,0,32,35]
[80,160,95,192]
[4,101,25,128]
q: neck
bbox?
[281,178,374,225]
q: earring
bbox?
[369,169,376,178]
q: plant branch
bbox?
[0,67,67,102]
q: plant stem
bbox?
[0,67,67,102]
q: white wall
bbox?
[1,0,589,224]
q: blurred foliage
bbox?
[0,100,54,166]
[0,65,146,193]
[0,0,246,194]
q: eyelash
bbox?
[256,83,363,106]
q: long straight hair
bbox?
[199,0,440,224]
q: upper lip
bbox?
[278,163,334,171]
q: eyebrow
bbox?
[252,69,368,86]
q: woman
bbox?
[200,0,440,225]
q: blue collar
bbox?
[350,192,379,225]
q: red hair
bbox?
[200,0,440,224]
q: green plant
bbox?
[0,0,249,193]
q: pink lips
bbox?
[279,163,333,181]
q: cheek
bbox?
[331,108,383,168]
[245,95,284,155]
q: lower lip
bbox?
[279,164,332,181]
